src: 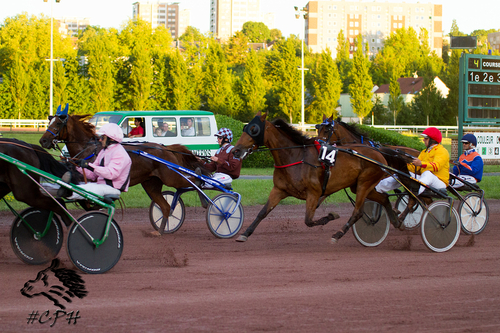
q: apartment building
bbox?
[132,1,190,39]
[488,32,500,52]
[57,17,90,37]
[210,0,275,41]
[305,1,443,58]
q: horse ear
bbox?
[260,112,267,121]
[63,103,69,114]
[322,114,327,121]
[56,105,62,114]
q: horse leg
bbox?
[236,187,288,242]
[306,193,340,227]
[141,178,171,235]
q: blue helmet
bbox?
[461,133,477,147]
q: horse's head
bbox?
[233,112,267,159]
[315,114,338,143]
[40,107,70,149]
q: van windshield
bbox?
[88,114,122,131]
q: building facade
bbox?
[487,32,500,53]
[132,1,190,39]
[210,0,275,41]
[305,0,443,58]
[57,17,90,37]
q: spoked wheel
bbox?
[67,212,123,274]
[10,208,63,265]
[352,200,390,247]
[395,194,423,230]
[459,193,489,235]
[421,201,460,253]
[206,193,244,239]
[148,191,185,233]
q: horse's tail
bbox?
[169,144,210,175]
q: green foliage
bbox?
[349,36,373,122]
[242,21,271,43]
[240,49,266,120]
[388,72,404,125]
[357,124,426,151]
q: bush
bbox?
[215,114,274,168]
[357,124,426,151]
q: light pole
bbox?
[294,6,308,130]
[44,0,61,116]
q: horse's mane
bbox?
[272,119,315,145]
[73,114,96,137]
[336,119,370,141]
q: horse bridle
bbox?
[243,115,266,150]
[315,118,337,144]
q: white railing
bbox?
[0,119,49,131]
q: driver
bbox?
[451,133,483,188]
[376,127,449,195]
[60,123,132,200]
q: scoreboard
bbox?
[458,54,500,156]
[459,54,500,124]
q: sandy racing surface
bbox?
[1,200,500,332]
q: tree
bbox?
[387,71,404,125]
[164,50,192,110]
[202,42,232,115]
[336,30,352,93]
[242,21,270,43]
[8,54,30,119]
[64,56,92,115]
[225,31,250,68]
[265,38,301,123]
[269,29,283,42]
[310,48,342,122]
[240,49,267,119]
[443,50,461,122]
[349,36,373,123]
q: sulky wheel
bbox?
[458,192,489,235]
[352,200,390,247]
[206,193,244,239]
[10,208,63,265]
[421,201,460,253]
[67,212,123,274]
[149,191,185,233]
[395,194,423,230]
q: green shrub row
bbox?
[215,114,425,168]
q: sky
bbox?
[1,0,498,37]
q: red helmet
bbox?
[421,127,442,143]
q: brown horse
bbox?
[232,112,400,243]
[39,114,207,234]
[0,139,82,227]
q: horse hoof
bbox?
[328,212,340,220]
[398,224,406,231]
[236,235,248,242]
[150,230,162,237]
[331,238,338,244]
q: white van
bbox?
[88,110,219,157]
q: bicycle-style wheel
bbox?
[148,191,185,233]
[421,201,460,253]
[459,193,489,235]
[67,212,123,274]
[352,200,390,247]
[206,194,244,239]
[395,194,423,230]
[10,208,63,265]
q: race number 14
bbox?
[319,146,337,165]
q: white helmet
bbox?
[97,123,124,143]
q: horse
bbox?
[315,114,431,225]
[0,138,82,227]
[39,113,208,234]
[232,112,400,243]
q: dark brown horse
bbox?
[232,112,400,243]
[39,114,207,234]
[0,139,81,226]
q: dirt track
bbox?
[1,201,500,332]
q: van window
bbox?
[179,117,212,137]
[180,117,195,137]
[121,117,145,138]
[153,117,177,137]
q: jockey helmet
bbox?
[97,123,124,143]
[421,127,442,143]
[215,128,233,143]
